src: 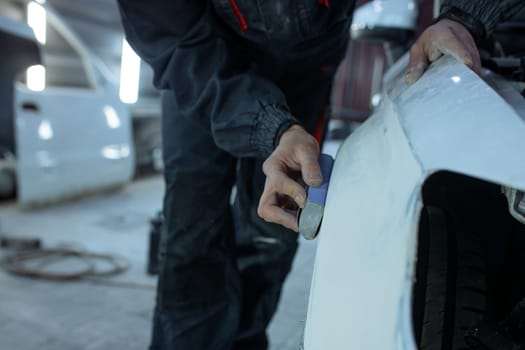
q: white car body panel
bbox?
[12,1,134,206]
[15,84,133,206]
[303,56,525,349]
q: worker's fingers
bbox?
[262,167,307,208]
[406,19,481,84]
[406,43,430,84]
[258,124,324,230]
[273,125,322,187]
[295,144,322,187]
[257,179,299,232]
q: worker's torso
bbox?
[211,0,355,60]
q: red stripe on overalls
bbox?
[229,0,248,31]
[313,104,328,144]
[229,1,330,32]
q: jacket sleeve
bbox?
[117,0,299,158]
[442,0,525,34]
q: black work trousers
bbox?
[151,63,337,350]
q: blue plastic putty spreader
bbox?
[298,153,334,240]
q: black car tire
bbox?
[413,206,486,350]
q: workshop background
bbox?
[0,0,434,349]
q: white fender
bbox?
[303,55,525,349]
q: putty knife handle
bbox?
[298,154,334,240]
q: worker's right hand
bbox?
[257,125,322,232]
[406,18,482,84]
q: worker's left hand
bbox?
[257,125,322,232]
[406,18,481,84]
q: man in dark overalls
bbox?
[117,1,524,349]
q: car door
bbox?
[14,1,134,206]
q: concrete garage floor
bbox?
[0,175,317,350]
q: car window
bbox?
[43,19,91,89]
[2,1,92,90]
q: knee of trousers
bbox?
[162,165,235,250]
[159,171,237,312]
[157,255,231,312]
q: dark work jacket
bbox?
[117,0,524,159]
[443,0,525,33]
